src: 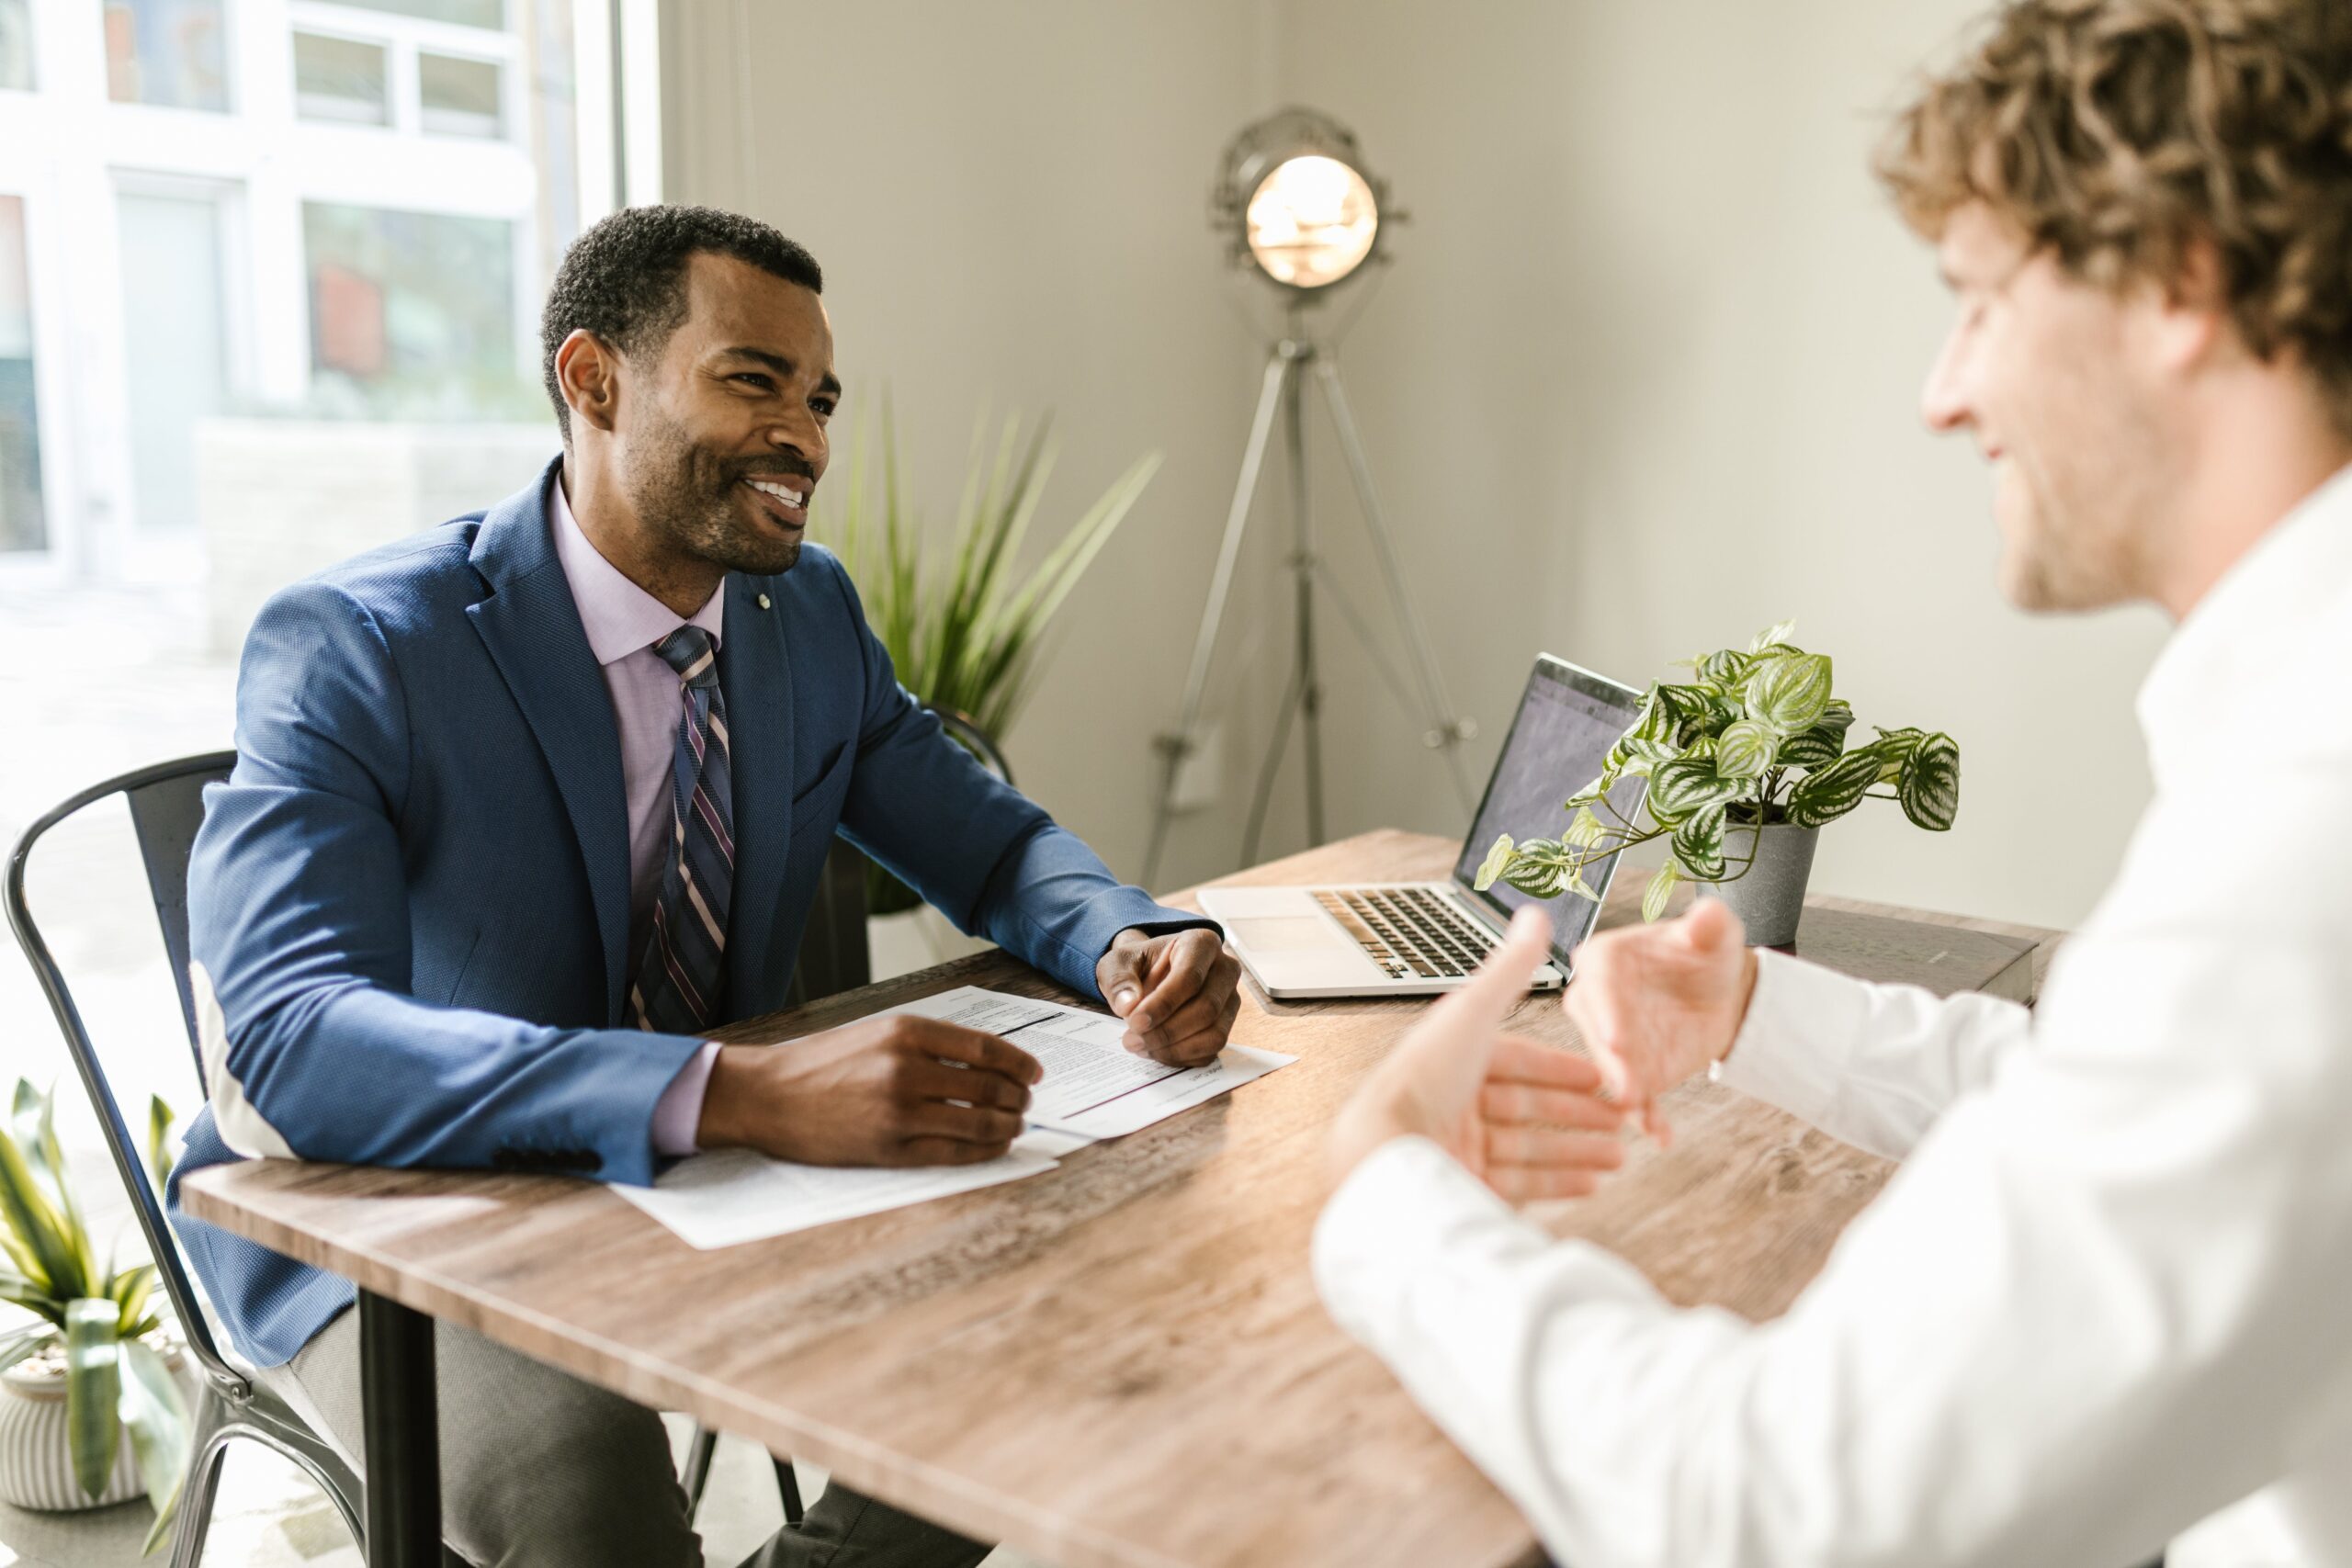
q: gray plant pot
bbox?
[1694,821,1820,948]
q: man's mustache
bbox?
[731,457,817,483]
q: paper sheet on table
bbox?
[613,986,1289,1250]
[612,1145,1057,1251]
[888,987,1294,1139]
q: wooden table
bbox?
[182,829,2059,1568]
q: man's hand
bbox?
[1097,927,1243,1067]
[696,1015,1043,1167]
[1328,908,1627,1203]
[1563,897,1759,1146]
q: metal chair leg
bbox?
[775,1458,804,1528]
[682,1425,719,1517]
[167,1390,233,1568]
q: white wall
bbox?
[662,0,1288,897]
[666,0,2175,929]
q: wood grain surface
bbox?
[182,829,2062,1568]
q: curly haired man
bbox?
[1315,4,2352,1565]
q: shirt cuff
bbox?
[1712,947,1874,1127]
[650,1041,720,1156]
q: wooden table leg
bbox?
[359,1289,441,1568]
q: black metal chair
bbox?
[5,753,850,1556]
[5,751,365,1568]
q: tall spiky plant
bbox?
[818,404,1161,914]
[0,1080,189,1553]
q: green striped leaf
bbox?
[1748,619,1798,653]
[1645,755,1747,825]
[1694,649,1754,697]
[1714,718,1777,780]
[65,1298,121,1499]
[146,1097,175,1200]
[1473,834,1516,892]
[1898,731,1961,830]
[120,1337,190,1550]
[1775,698,1854,769]
[1860,728,1918,784]
[1641,860,1682,922]
[1786,745,1882,829]
[1671,805,1728,879]
[1745,651,1834,733]
[0,1112,74,1298]
[1564,807,1606,850]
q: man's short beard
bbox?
[625,400,802,578]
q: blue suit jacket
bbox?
[168,457,1207,1367]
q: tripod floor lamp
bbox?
[1142,107,1476,890]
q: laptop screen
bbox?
[1453,656,1648,970]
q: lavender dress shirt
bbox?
[548,477,723,1155]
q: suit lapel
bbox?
[465,459,634,1020]
[717,571,795,1021]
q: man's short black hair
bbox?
[539,204,823,441]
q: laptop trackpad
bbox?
[1231,916,1351,953]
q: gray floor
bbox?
[0,1419,1047,1566]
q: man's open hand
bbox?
[1563,897,1759,1146]
[1097,927,1244,1067]
[697,1014,1043,1166]
[1327,908,1627,1203]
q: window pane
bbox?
[293,32,390,126]
[0,196,45,552]
[0,0,32,93]
[103,0,231,112]
[419,52,503,139]
[304,203,524,416]
[322,0,505,29]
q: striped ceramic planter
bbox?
[0,1359,148,1511]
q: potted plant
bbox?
[1476,622,1959,946]
[0,1079,189,1553]
[819,405,1160,970]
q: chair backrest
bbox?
[5,751,244,1393]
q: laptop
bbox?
[1199,655,1647,998]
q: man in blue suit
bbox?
[167,204,1242,1568]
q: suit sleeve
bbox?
[821,559,1214,999]
[187,581,705,1186]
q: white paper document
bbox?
[614,987,1293,1249]
[888,987,1294,1138]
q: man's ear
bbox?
[555,329,622,436]
[2148,235,2232,373]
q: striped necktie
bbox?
[629,626,734,1035]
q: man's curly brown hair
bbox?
[1877,0,2352,432]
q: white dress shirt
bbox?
[1315,464,2352,1568]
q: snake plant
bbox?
[1476,622,1960,923]
[817,403,1161,915]
[0,1079,188,1552]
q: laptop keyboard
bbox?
[1312,886,1501,980]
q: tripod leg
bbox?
[1144,349,1297,888]
[1312,358,1479,810]
[1242,662,1307,867]
[1284,354,1325,848]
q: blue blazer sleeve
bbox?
[822,563,1215,999]
[187,581,705,1187]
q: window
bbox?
[418,52,502,139]
[0,195,43,552]
[0,0,31,93]
[294,31,390,126]
[329,0,505,27]
[104,0,232,112]
[304,202,524,415]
